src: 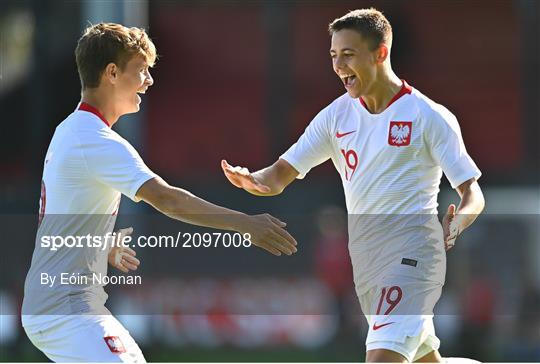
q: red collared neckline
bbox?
[78,102,111,127]
[359,80,412,112]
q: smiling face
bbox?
[330,29,385,99]
[113,54,154,115]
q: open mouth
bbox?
[135,88,147,103]
[341,74,356,88]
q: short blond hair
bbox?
[75,23,157,89]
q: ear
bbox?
[375,44,390,64]
[103,62,119,85]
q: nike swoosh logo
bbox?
[372,322,395,330]
[335,130,356,138]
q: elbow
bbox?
[160,188,199,219]
[465,180,485,215]
[149,188,174,213]
[138,177,193,217]
[471,184,485,215]
[143,182,178,214]
[477,193,486,214]
[472,182,486,214]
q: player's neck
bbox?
[81,89,120,126]
[361,72,403,114]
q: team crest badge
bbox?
[388,121,412,146]
[104,336,126,354]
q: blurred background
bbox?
[1,0,539,362]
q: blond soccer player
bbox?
[22,23,297,362]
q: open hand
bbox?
[442,204,459,251]
[242,213,297,256]
[221,160,271,194]
[108,227,140,273]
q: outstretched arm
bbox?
[136,176,297,256]
[221,158,299,196]
[442,178,485,251]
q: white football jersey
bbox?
[281,82,481,295]
[22,103,156,316]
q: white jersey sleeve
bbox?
[425,107,481,188]
[83,129,157,202]
[280,105,334,179]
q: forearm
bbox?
[247,159,298,196]
[455,183,485,233]
[250,166,286,196]
[138,177,298,256]
[143,184,248,232]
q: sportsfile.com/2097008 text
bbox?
[40,232,252,251]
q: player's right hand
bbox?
[241,213,297,256]
[221,160,271,194]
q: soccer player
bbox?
[22,23,297,362]
[221,8,485,363]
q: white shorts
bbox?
[358,275,443,362]
[22,315,146,363]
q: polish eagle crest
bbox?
[388,121,412,146]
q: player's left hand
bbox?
[108,227,140,273]
[442,204,460,251]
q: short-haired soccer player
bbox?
[22,23,297,362]
[222,8,485,363]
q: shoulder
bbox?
[410,88,459,131]
[331,92,356,112]
[71,111,126,142]
[64,110,107,135]
[65,112,138,160]
[316,93,357,122]
[48,111,87,149]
